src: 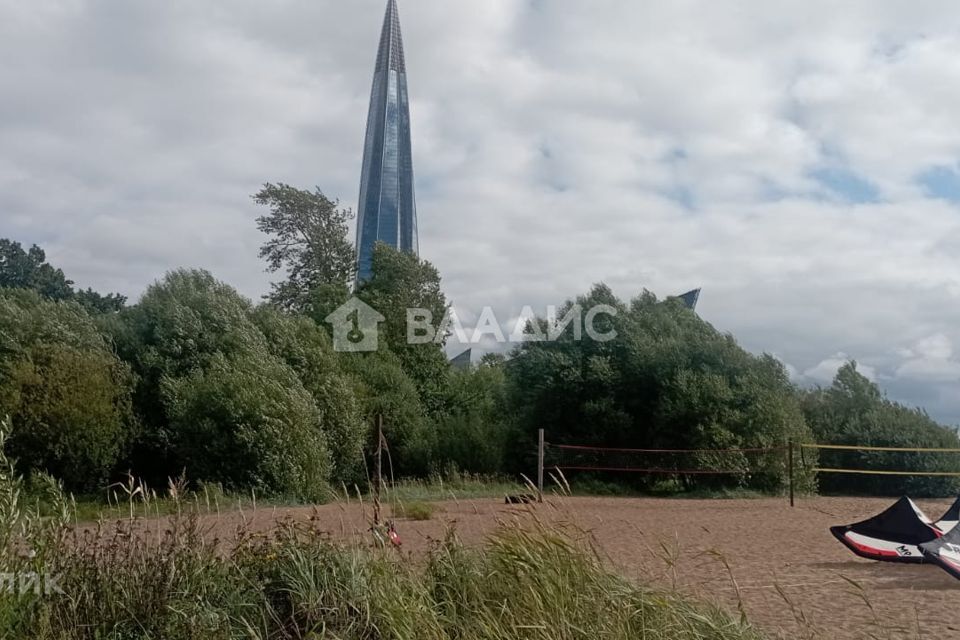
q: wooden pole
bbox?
[374,414,383,525]
[537,428,545,503]
[788,439,795,508]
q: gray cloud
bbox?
[2,0,959,424]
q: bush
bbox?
[803,362,960,496]
[506,286,814,494]
[250,307,366,486]
[163,352,331,501]
[341,349,435,477]
[0,290,133,491]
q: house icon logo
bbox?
[324,297,386,352]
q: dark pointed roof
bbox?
[450,348,472,371]
[677,288,701,311]
[375,0,406,74]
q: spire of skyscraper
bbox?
[355,0,418,283]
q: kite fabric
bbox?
[830,496,941,563]
[934,495,960,533]
[919,524,960,579]
[919,496,960,580]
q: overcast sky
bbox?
[2,0,960,424]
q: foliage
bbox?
[0,239,125,312]
[0,240,73,302]
[73,288,126,313]
[254,183,356,314]
[340,349,434,477]
[506,286,814,493]
[0,290,133,491]
[109,270,332,498]
[357,243,451,414]
[432,363,513,475]
[250,306,367,486]
[802,362,960,496]
[162,352,331,501]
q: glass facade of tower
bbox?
[356,0,418,282]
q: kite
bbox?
[934,495,960,533]
[830,496,941,562]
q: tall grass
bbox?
[0,507,770,639]
[0,419,767,639]
[2,515,768,640]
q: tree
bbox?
[802,362,960,496]
[254,183,356,315]
[162,351,330,500]
[109,269,333,496]
[505,285,813,492]
[433,362,512,474]
[339,349,434,477]
[251,307,367,485]
[0,290,134,491]
[0,240,73,301]
[0,238,126,313]
[357,243,451,414]
[75,288,126,313]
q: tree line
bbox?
[1,183,957,498]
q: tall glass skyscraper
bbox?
[355,0,418,283]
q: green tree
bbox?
[802,362,960,496]
[109,269,332,496]
[357,243,451,414]
[0,240,74,301]
[254,183,355,316]
[0,239,126,313]
[433,361,513,474]
[0,290,133,491]
[75,288,126,313]
[339,349,434,477]
[162,352,330,500]
[251,307,366,485]
[506,285,812,492]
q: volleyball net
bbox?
[535,432,960,502]
[800,443,960,478]
[542,442,788,476]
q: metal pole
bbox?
[537,428,545,502]
[374,414,383,525]
[788,439,795,508]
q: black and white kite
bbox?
[830,496,941,562]
[919,496,960,580]
[934,495,960,534]
[919,523,960,579]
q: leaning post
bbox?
[374,414,383,525]
[537,428,545,503]
[788,439,795,508]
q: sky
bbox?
[2,0,960,424]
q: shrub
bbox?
[803,362,960,496]
[162,352,331,501]
[0,290,133,491]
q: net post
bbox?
[537,428,545,503]
[374,413,383,525]
[788,439,795,508]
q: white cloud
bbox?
[1,0,960,422]
[802,353,877,384]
